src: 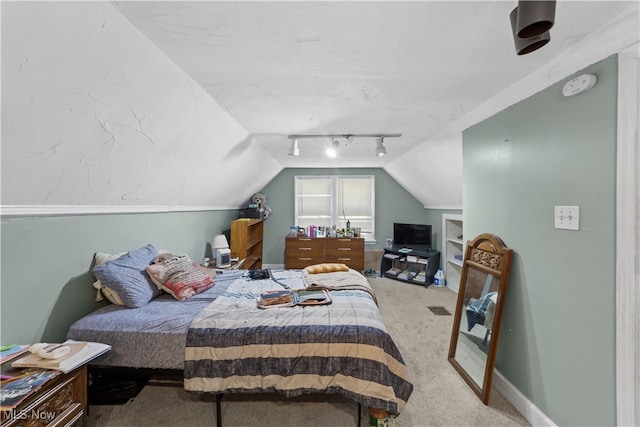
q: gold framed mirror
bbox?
[447,233,513,404]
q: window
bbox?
[295,175,375,242]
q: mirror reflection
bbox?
[456,269,499,386]
[448,233,513,404]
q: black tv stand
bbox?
[380,245,440,286]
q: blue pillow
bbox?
[92,244,161,308]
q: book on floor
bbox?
[11,341,111,374]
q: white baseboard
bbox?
[493,370,557,427]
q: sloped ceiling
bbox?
[1,1,636,212]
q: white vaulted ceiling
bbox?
[1,1,637,212]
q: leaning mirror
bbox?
[448,233,513,404]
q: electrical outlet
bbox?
[554,206,580,230]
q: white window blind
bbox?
[295,175,375,241]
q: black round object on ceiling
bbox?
[510,7,551,55]
[515,0,556,39]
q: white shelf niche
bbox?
[442,213,463,293]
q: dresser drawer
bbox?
[325,238,364,270]
[285,238,325,269]
[324,253,365,270]
[324,238,364,250]
[285,256,326,270]
[286,237,324,251]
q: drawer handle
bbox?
[299,238,312,241]
[298,257,312,261]
[338,258,352,261]
[338,248,351,251]
[339,239,352,242]
[299,248,312,251]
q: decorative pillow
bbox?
[92,244,161,308]
[146,255,214,301]
[304,263,350,274]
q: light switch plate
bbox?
[554,206,580,230]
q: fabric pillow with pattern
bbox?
[146,254,214,301]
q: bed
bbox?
[68,262,413,421]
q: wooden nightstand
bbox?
[1,358,88,427]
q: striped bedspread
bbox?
[184,269,413,415]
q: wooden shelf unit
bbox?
[230,218,264,270]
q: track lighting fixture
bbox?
[514,0,555,39]
[326,139,339,158]
[375,137,387,156]
[510,1,555,56]
[288,138,299,156]
[286,133,401,157]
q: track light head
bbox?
[288,138,299,156]
[326,139,339,158]
[510,7,550,55]
[515,0,556,39]
[375,137,387,156]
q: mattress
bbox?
[66,270,239,369]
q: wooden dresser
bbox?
[285,236,365,271]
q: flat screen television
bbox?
[393,223,432,249]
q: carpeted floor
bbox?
[87,277,531,426]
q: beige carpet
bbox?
[87,277,530,426]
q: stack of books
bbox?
[0,344,29,364]
[385,267,401,276]
[413,271,427,283]
[1,341,110,411]
[397,270,414,281]
[1,369,61,410]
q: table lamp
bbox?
[213,234,231,267]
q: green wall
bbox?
[0,210,237,345]
[258,168,428,264]
[463,56,617,426]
